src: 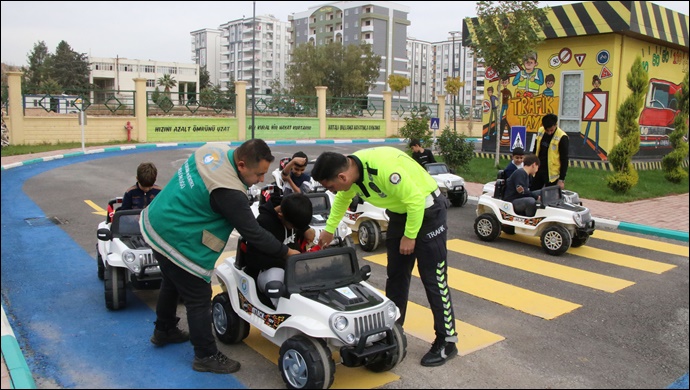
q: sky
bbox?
[1,1,688,67]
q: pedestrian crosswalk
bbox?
[210,229,682,388]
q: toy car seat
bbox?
[234,238,248,271]
[493,170,506,200]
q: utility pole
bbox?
[251,1,256,139]
[449,31,461,132]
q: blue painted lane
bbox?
[1,148,245,388]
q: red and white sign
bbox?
[582,91,609,121]
[559,48,572,63]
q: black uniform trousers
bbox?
[384,193,458,341]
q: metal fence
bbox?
[248,94,317,117]
[22,88,135,116]
[147,90,236,116]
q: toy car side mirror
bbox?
[360,264,371,281]
[97,228,112,241]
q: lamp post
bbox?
[251,1,256,139]
[449,31,461,132]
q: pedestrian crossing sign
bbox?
[430,117,440,130]
[510,126,526,152]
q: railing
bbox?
[147,90,236,116]
[391,100,439,119]
[249,94,317,117]
[326,96,382,118]
[22,88,136,116]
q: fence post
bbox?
[316,86,327,139]
[437,94,446,132]
[133,78,147,142]
[235,80,247,140]
[6,71,25,145]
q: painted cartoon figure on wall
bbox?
[512,52,544,98]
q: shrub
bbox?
[436,126,474,172]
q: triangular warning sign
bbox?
[600,66,613,79]
[575,53,586,67]
[512,133,524,150]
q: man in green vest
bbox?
[311,147,458,367]
[530,113,569,191]
[140,138,300,374]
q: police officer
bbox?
[311,147,458,367]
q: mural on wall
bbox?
[473,0,689,162]
[481,43,687,161]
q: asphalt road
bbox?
[1,143,687,389]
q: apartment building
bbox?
[189,2,485,110]
[88,56,199,99]
[289,1,411,100]
[190,15,291,95]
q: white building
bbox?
[190,28,223,87]
[88,56,199,103]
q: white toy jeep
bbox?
[337,193,389,252]
[474,171,595,256]
[212,240,407,389]
[424,162,468,207]
[96,198,161,310]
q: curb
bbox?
[1,305,36,389]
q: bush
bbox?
[436,126,474,172]
[398,110,432,149]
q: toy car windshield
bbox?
[307,192,330,224]
[111,210,142,238]
[540,185,563,207]
[285,247,358,293]
[426,163,449,175]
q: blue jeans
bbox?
[154,250,216,359]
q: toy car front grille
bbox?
[354,311,385,337]
[141,253,157,266]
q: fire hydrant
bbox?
[124,121,133,142]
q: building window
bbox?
[146,79,155,87]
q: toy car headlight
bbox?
[333,315,348,331]
[386,302,397,320]
[123,251,136,263]
[337,223,351,238]
[573,212,583,227]
[444,179,453,189]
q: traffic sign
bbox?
[510,126,526,152]
[430,117,440,130]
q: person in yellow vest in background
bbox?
[530,113,569,191]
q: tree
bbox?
[465,1,549,167]
[49,41,90,91]
[388,74,410,105]
[662,71,689,183]
[287,43,381,97]
[24,41,51,91]
[444,76,464,128]
[157,74,177,98]
[606,56,648,193]
[199,66,211,90]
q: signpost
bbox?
[430,117,440,150]
[75,98,86,152]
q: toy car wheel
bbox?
[212,292,249,344]
[474,213,501,241]
[96,245,105,280]
[358,220,381,252]
[570,234,590,248]
[279,335,334,389]
[365,322,407,372]
[104,264,127,310]
[451,191,468,207]
[540,225,572,256]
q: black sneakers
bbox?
[193,351,241,374]
[150,327,190,346]
[420,338,458,367]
